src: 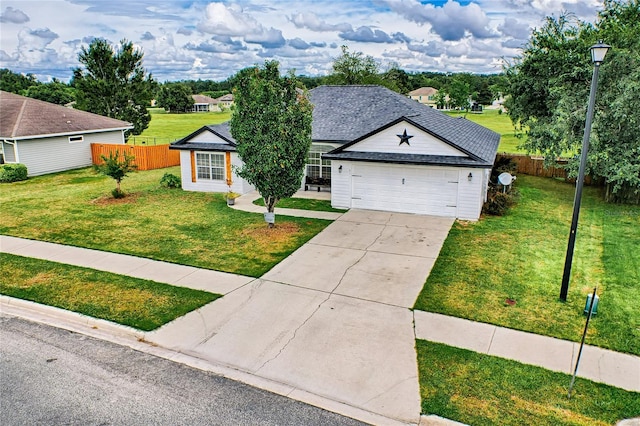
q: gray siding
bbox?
[17,130,125,176]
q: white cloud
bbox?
[0,0,604,82]
[385,0,496,41]
[289,12,352,32]
[197,3,285,48]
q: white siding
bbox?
[188,130,228,143]
[455,169,486,221]
[179,150,251,194]
[16,130,125,176]
[330,161,353,209]
[343,121,467,157]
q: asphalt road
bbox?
[0,315,366,426]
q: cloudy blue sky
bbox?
[0,0,603,82]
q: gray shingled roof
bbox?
[170,85,500,166]
[1,90,132,139]
[170,121,236,150]
[309,85,500,165]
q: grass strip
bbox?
[133,108,231,144]
[445,109,526,154]
[0,166,331,277]
[417,340,640,426]
[253,197,345,213]
[414,175,640,356]
[0,254,220,331]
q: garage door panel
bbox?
[351,164,458,216]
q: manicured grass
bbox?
[0,254,220,331]
[131,108,231,144]
[414,175,640,356]
[446,109,527,154]
[253,197,346,213]
[0,167,331,277]
[417,340,640,426]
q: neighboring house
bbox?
[191,94,219,112]
[170,85,500,220]
[0,91,132,176]
[216,94,234,109]
[408,87,438,108]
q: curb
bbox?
[1,296,422,426]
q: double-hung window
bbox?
[196,152,224,180]
[306,146,332,179]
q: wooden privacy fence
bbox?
[497,153,595,184]
[91,143,180,171]
[497,153,569,179]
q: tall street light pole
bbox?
[560,41,610,302]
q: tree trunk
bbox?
[265,195,278,228]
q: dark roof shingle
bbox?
[171,85,500,166]
[0,91,132,139]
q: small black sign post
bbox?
[568,287,598,399]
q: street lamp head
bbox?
[590,41,610,64]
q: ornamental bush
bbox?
[160,173,181,188]
[0,163,28,183]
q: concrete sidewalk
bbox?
[414,311,640,392]
[2,223,639,424]
[0,235,254,296]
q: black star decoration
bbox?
[397,129,413,146]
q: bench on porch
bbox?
[305,176,331,192]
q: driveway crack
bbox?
[256,294,331,372]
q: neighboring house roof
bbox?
[0,90,132,140]
[192,94,218,104]
[171,85,500,167]
[217,94,234,102]
[407,87,438,97]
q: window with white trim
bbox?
[196,152,225,180]
[306,146,332,179]
[69,135,84,143]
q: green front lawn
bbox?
[131,108,231,144]
[414,175,640,356]
[417,340,640,426]
[253,197,345,213]
[1,254,220,331]
[446,109,526,154]
[0,167,331,277]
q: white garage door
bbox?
[351,163,459,216]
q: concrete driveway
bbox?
[147,210,454,424]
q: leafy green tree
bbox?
[95,150,137,198]
[73,39,156,136]
[25,80,75,105]
[505,0,640,202]
[157,83,193,113]
[328,45,380,85]
[230,61,313,226]
[382,65,410,93]
[0,68,39,94]
[434,90,448,109]
[447,76,471,111]
[475,81,494,105]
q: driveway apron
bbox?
[147,210,454,423]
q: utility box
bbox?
[584,293,599,316]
